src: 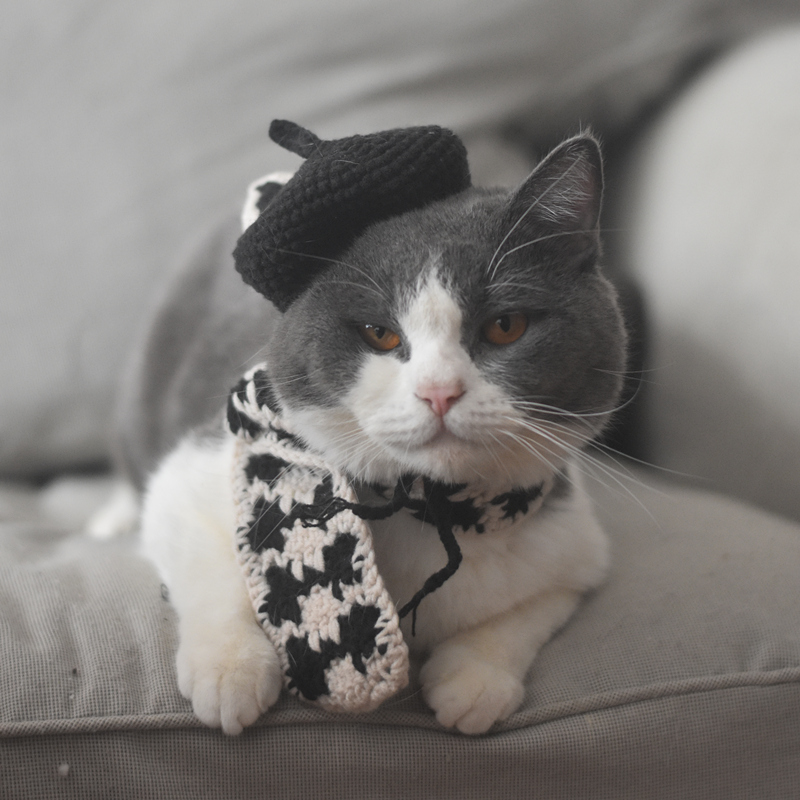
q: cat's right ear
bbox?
[500,134,603,271]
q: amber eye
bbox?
[357,323,402,352]
[482,312,528,345]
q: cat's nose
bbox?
[416,383,465,417]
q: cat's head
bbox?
[262,134,627,488]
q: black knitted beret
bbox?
[233,120,472,312]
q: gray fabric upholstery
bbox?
[4,466,800,798]
[2,0,796,478]
[5,3,800,798]
[618,27,800,522]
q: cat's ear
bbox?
[500,133,603,271]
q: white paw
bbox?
[420,644,525,735]
[176,622,283,735]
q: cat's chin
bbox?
[283,405,563,489]
[317,434,479,486]
[376,433,556,489]
[390,433,479,483]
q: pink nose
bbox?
[416,384,465,417]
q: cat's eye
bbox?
[482,312,528,345]
[357,323,402,352]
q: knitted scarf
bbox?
[227,365,554,713]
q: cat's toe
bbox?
[420,645,525,735]
[176,623,282,735]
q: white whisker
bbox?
[487,158,582,279]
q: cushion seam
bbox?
[2,666,799,738]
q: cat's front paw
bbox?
[176,621,282,735]
[420,643,525,735]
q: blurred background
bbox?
[2,0,800,521]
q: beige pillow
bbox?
[620,27,800,521]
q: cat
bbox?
[126,129,627,736]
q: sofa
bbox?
[3,2,800,797]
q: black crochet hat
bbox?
[233,120,472,312]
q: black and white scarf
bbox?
[227,366,553,713]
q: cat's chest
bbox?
[368,485,609,652]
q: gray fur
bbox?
[115,218,282,488]
[266,135,625,436]
[117,134,626,487]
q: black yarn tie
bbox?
[283,474,465,635]
[397,517,463,636]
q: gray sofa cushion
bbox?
[3,466,799,799]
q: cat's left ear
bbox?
[501,133,603,270]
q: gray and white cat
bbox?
[123,132,626,736]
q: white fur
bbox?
[285,274,577,489]
[140,274,609,735]
[240,171,293,231]
[141,434,282,735]
[86,480,140,540]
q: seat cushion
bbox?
[2,465,799,799]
